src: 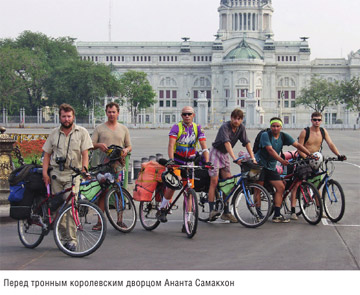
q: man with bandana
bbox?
[255,117,312,223]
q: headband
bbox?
[270,119,283,127]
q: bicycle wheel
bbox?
[232,183,271,228]
[183,188,198,238]
[105,186,137,233]
[297,182,323,225]
[53,200,107,257]
[197,190,223,222]
[139,192,161,231]
[18,199,47,249]
[322,179,345,223]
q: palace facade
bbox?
[76,0,360,128]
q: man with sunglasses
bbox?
[255,117,313,223]
[297,112,345,160]
[288,112,347,220]
[157,106,210,224]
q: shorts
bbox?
[208,148,231,177]
[258,168,281,182]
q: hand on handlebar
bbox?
[338,155,347,161]
[166,159,176,167]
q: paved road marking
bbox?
[322,218,360,227]
[343,162,360,169]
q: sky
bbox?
[0,0,359,60]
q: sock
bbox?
[223,203,230,214]
[160,198,170,209]
[209,202,215,212]
[274,207,281,217]
[291,207,295,214]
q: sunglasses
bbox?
[312,119,322,122]
[182,113,193,116]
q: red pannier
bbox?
[133,161,166,202]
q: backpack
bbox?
[252,128,285,155]
[303,127,325,151]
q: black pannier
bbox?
[8,165,46,220]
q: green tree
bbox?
[0,31,120,117]
[0,46,48,114]
[45,59,121,116]
[296,77,338,113]
[118,70,156,124]
[339,77,360,114]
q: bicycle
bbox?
[309,156,345,222]
[82,154,137,233]
[138,161,212,238]
[198,159,272,228]
[17,165,107,257]
[265,158,323,225]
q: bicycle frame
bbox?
[218,173,257,207]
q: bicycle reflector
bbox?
[161,170,182,190]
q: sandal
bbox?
[116,221,127,228]
[92,223,102,231]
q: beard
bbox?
[61,121,74,129]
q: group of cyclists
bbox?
[41,102,347,250]
[157,106,346,224]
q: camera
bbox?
[55,156,66,171]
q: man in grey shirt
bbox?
[208,108,256,222]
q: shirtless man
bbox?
[290,111,346,220]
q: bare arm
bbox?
[324,129,340,156]
[199,141,209,162]
[292,141,311,157]
[168,137,176,159]
[81,150,89,172]
[42,152,51,187]
[244,142,257,163]
[265,145,289,166]
[297,130,307,158]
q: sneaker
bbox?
[290,213,298,220]
[156,208,167,223]
[209,210,220,221]
[220,213,238,223]
[64,242,76,252]
[272,215,290,223]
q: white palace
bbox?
[76,0,360,128]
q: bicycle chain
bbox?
[13,145,25,166]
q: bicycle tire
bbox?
[18,199,47,249]
[139,192,161,231]
[322,179,345,223]
[232,183,271,228]
[197,190,223,222]
[105,186,137,233]
[297,182,323,225]
[53,200,107,257]
[183,188,198,238]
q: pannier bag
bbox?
[194,169,210,192]
[8,165,46,220]
[133,161,166,202]
[218,178,237,196]
[80,180,102,201]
